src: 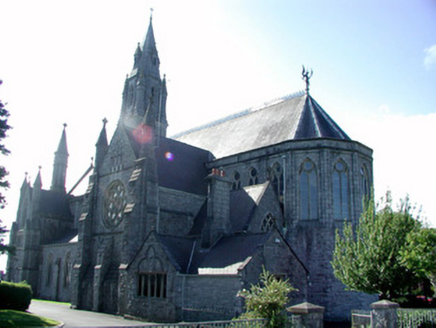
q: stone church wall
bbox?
[290,223,377,321]
[39,242,77,302]
[158,188,205,236]
[180,275,241,322]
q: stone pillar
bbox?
[287,302,325,328]
[371,300,399,328]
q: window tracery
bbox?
[232,171,241,190]
[249,167,258,186]
[270,162,284,203]
[261,213,275,232]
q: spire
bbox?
[51,124,69,193]
[120,10,167,134]
[34,166,42,189]
[95,118,109,171]
[21,172,29,190]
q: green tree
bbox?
[0,80,13,254]
[401,227,436,294]
[331,193,421,300]
[237,268,297,328]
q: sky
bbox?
[0,0,435,271]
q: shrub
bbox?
[0,281,33,311]
[237,268,297,328]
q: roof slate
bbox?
[174,94,350,159]
[124,124,212,195]
[39,190,72,218]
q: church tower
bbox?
[50,124,68,193]
[121,14,168,137]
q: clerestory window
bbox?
[232,171,241,190]
[300,160,318,220]
[270,162,284,203]
[249,167,258,186]
[333,161,349,220]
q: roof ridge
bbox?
[171,90,305,139]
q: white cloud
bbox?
[424,45,436,70]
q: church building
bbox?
[7,15,375,322]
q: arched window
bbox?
[270,162,284,203]
[46,255,53,286]
[232,171,241,190]
[64,253,71,288]
[333,161,349,220]
[261,213,275,232]
[300,160,318,220]
[248,167,258,186]
[138,247,167,298]
[360,164,370,204]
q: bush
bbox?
[237,268,297,328]
[0,281,33,311]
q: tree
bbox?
[331,193,421,300]
[401,227,436,294]
[0,80,13,254]
[237,268,297,328]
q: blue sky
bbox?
[0,1,435,270]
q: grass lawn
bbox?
[0,309,61,327]
[33,299,71,306]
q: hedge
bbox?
[0,281,33,311]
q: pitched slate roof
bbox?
[124,124,212,195]
[230,183,268,232]
[188,183,269,236]
[191,234,271,274]
[39,190,72,218]
[173,93,350,159]
[155,137,212,195]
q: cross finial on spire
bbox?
[63,123,67,130]
[150,8,154,20]
[302,66,313,95]
[102,118,108,126]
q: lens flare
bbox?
[165,152,174,161]
[133,123,153,144]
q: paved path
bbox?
[29,300,153,327]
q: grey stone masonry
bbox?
[287,302,325,328]
[370,300,399,328]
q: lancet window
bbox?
[300,159,318,220]
[270,162,284,203]
[333,161,349,220]
[360,164,370,204]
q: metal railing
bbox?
[398,308,436,328]
[136,319,268,328]
[351,310,371,328]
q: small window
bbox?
[138,273,167,298]
[232,171,241,190]
[261,213,275,232]
[249,167,258,186]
